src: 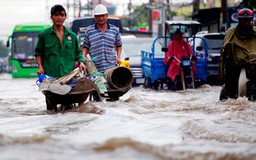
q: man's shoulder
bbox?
[108,23,117,28]
[108,23,119,31]
[40,26,53,35]
[88,24,95,28]
[87,24,96,30]
[226,26,236,34]
[85,24,96,33]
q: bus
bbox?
[6,22,51,78]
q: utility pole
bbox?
[45,0,49,21]
[73,0,76,18]
[220,0,227,31]
[91,0,93,16]
[73,0,82,18]
[66,0,70,18]
[148,0,153,33]
[78,0,81,17]
[166,0,172,20]
[128,0,132,30]
[193,0,200,15]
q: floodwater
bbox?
[0,73,256,160]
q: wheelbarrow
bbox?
[43,89,94,111]
[38,68,96,111]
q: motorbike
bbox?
[220,64,256,101]
[177,56,195,90]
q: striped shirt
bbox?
[82,23,122,73]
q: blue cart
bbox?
[141,21,209,90]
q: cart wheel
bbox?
[144,77,152,88]
[194,79,204,88]
[45,97,57,111]
[219,84,227,100]
[143,77,148,88]
[153,81,159,90]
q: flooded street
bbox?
[0,73,256,160]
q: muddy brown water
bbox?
[0,73,255,160]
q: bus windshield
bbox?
[12,32,38,60]
[7,23,51,78]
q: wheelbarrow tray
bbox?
[43,89,94,110]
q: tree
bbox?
[122,3,177,30]
[242,0,256,9]
[0,41,9,57]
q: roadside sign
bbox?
[152,9,162,24]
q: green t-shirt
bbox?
[35,26,84,77]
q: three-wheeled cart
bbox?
[141,20,209,90]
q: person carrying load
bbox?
[35,4,86,78]
[82,4,122,74]
[82,4,132,101]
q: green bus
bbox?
[6,22,51,78]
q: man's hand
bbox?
[79,62,87,74]
[167,56,174,66]
[116,56,121,65]
[191,55,197,61]
[37,67,44,75]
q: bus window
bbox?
[12,34,38,60]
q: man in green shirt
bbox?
[35,4,86,78]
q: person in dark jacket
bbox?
[219,8,256,100]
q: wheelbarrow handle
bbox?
[60,68,80,84]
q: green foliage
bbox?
[242,0,256,9]
[122,4,178,30]
[121,5,147,29]
[0,41,9,57]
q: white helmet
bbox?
[93,4,108,16]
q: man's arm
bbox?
[35,56,44,75]
[82,47,89,61]
[116,46,122,64]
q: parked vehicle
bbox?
[189,31,225,84]
[70,17,123,36]
[141,20,209,90]
[122,37,163,86]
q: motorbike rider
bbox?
[163,28,196,90]
[219,8,256,100]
